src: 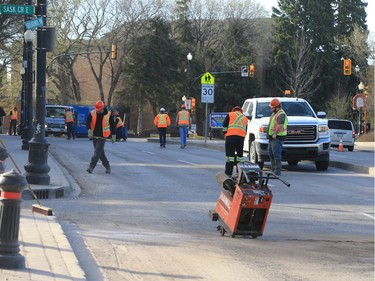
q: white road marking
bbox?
[359,212,375,220]
[178,160,198,165]
[142,150,155,155]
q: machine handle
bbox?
[266,172,291,187]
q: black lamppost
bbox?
[21,29,35,151]
[24,0,50,185]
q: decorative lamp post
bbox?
[22,29,35,151]
[24,0,50,185]
[186,53,192,99]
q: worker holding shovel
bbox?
[86,100,116,174]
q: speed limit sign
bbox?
[201,84,214,103]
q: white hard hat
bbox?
[160,107,165,112]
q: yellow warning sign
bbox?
[201,72,215,85]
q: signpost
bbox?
[0,5,34,15]
[201,72,215,142]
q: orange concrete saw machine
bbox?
[209,161,290,238]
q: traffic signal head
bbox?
[343,59,351,76]
[249,64,255,77]
[111,44,117,60]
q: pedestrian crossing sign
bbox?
[201,72,215,85]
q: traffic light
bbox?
[249,64,255,77]
[241,66,248,77]
[111,44,117,60]
[343,59,351,76]
[191,98,196,109]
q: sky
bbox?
[255,0,375,38]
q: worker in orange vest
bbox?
[222,106,248,176]
[8,106,18,136]
[85,100,116,174]
[176,104,191,149]
[113,110,125,141]
[154,107,171,148]
[64,107,75,140]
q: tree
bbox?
[122,17,181,133]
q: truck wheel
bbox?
[249,142,264,169]
[287,160,299,166]
[315,161,329,171]
[348,146,354,152]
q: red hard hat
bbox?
[94,100,104,111]
[231,106,243,113]
[270,98,281,107]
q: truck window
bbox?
[46,107,65,118]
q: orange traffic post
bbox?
[338,137,344,152]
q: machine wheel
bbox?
[287,160,299,166]
[249,141,264,169]
[315,160,329,171]
[220,227,226,236]
[348,146,354,152]
[231,234,235,238]
[252,235,258,239]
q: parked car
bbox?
[328,119,356,151]
[45,105,68,137]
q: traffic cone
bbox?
[338,137,344,152]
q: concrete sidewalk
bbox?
[0,135,85,280]
[0,134,373,280]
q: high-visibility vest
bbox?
[177,110,190,126]
[224,111,248,137]
[90,110,111,137]
[10,110,18,120]
[154,113,171,128]
[64,111,74,123]
[116,117,124,128]
[268,109,288,137]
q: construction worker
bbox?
[64,107,75,140]
[0,106,5,134]
[176,104,190,149]
[8,106,18,136]
[222,106,248,176]
[85,100,116,174]
[113,110,125,141]
[154,107,171,148]
[267,98,288,176]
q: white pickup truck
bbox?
[242,97,330,171]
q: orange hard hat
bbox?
[231,106,243,113]
[269,98,281,107]
[94,100,105,111]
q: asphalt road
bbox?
[47,137,374,281]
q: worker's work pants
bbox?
[89,138,110,169]
[179,126,188,147]
[9,120,17,136]
[225,135,245,176]
[268,138,283,175]
[158,127,167,147]
[66,122,75,139]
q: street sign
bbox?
[201,72,215,85]
[24,18,44,30]
[0,4,34,15]
[201,84,214,103]
[201,72,215,103]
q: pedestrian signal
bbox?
[241,66,249,77]
[111,44,117,60]
[343,59,351,76]
[249,64,255,77]
[191,98,196,109]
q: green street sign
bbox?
[0,4,34,15]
